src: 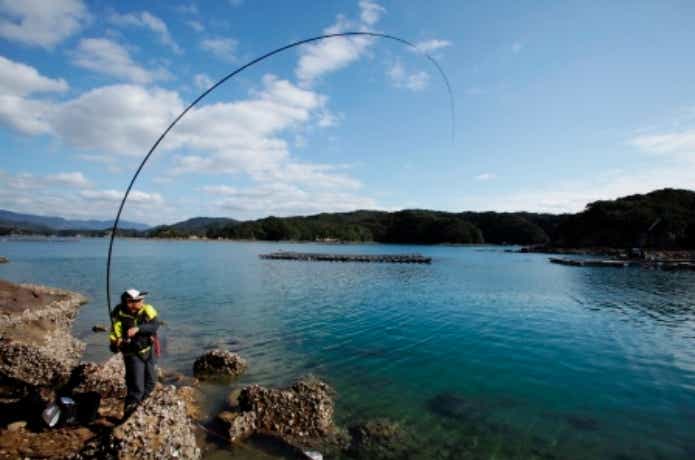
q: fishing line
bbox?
[105,31,456,326]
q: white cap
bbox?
[124,289,147,300]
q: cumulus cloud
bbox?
[0,0,88,48]
[71,38,169,84]
[295,0,385,85]
[109,10,182,54]
[50,84,183,155]
[200,37,238,62]
[0,55,67,134]
[0,55,68,96]
[387,61,429,91]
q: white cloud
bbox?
[193,73,214,90]
[359,0,385,26]
[201,185,237,195]
[0,55,67,135]
[109,11,182,54]
[387,61,429,91]
[295,11,378,85]
[50,84,183,155]
[630,130,695,157]
[474,173,496,181]
[200,37,238,62]
[464,167,695,213]
[72,38,167,84]
[80,189,163,205]
[186,20,204,32]
[0,55,68,96]
[46,171,91,188]
[414,39,451,54]
[0,0,88,48]
[210,182,376,218]
[317,109,339,127]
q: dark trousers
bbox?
[123,350,156,407]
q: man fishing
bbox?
[109,289,160,416]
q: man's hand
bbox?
[127,327,139,337]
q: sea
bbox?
[1,237,693,459]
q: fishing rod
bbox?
[105,31,456,326]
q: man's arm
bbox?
[136,304,160,335]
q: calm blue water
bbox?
[1,238,694,459]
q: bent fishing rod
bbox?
[105,31,456,327]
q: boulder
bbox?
[192,349,247,379]
[0,256,8,264]
[71,354,126,399]
[0,281,87,393]
[76,385,201,459]
[235,377,337,449]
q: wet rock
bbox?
[0,281,87,393]
[236,376,338,449]
[77,384,201,459]
[92,324,107,333]
[193,349,247,379]
[347,418,416,460]
[71,354,126,399]
[0,257,8,264]
[228,412,258,443]
[0,425,95,459]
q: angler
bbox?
[109,289,161,416]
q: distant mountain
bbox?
[0,209,149,231]
[147,217,238,238]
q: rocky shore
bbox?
[1,279,410,459]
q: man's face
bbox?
[126,298,143,313]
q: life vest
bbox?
[109,303,159,357]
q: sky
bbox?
[1,0,694,225]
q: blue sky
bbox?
[1,0,694,225]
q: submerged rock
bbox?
[193,349,247,379]
[426,392,488,422]
[347,418,416,460]
[92,324,107,332]
[235,376,338,449]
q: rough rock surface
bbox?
[76,385,201,460]
[193,349,247,379]
[234,377,338,449]
[347,419,417,460]
[71,354,126,398]
[0,280,87,393]
[0,424,96,459]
